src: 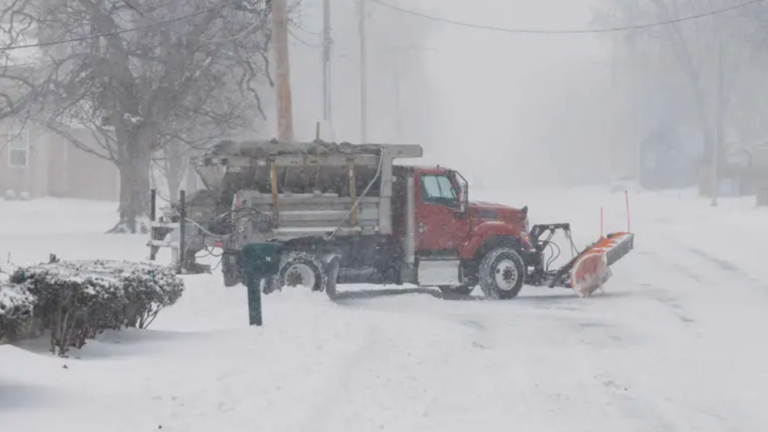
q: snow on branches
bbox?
[1,259,184,356]
[0,280,34,343]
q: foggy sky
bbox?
[273,0,617,189]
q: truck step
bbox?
[147,240,179,248]
[150,221,180,229]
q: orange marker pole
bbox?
[625,190,631,232]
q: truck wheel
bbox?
[439,285,474,300]
[278,252,327,292]
[478,247,525,299]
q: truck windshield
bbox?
[421,174,458,206]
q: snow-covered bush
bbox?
[118,262,184,328]
[18,191,31,201]
[0,281,34,343]
[10,259,184,356]
[4,189,17,201]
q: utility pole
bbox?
[609,34,617,183]
[358,0,368,142]
[393,62,402,142]
[322,0,332,126]
[272,0,294,141]
[185,152,197,193]
[712,36,724,207]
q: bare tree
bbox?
[593,0,757,167]
[151,128,217,204]
[0,0,273,232]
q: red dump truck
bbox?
[150,140,634,299]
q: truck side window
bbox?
[421,175,458,207]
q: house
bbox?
[698,143,768,202]
[0,120,120,201]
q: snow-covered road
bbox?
[2,188,767,431]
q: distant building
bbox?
[698,143,768,199]
[0,120,119,201]
[0,25,120,202]
[638,123,700,190]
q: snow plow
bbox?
[524,225,634,297]
[148,139,634,299]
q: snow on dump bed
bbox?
[203,139,389,158]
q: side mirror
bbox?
[450,170,469,217]
[454,191,466,219]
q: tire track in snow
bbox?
[588,370,717,432]
[552,248,731,431]
[620,251,698,325]
[300,325,382,432]
[649,232,768,310]
[627,219,768,324]
[602,205,707,325]
[565,235,710,430]
[516,315,690,431]
[650,222,768,293]
[623,230,768,429]
[456,316,493,351]
[686,246,768,289]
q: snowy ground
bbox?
[2,187,768,432]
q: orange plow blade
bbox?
[570,232,634,297]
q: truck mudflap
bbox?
[558,232,634,297]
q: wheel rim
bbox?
[284,263,316,289]
[494,259,518,291]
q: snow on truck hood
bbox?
[470,201,524,214]
[469,201,526,220]
[470,200,519,210]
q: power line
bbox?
[120,0,265,43]
[0,1,240,52]
[368,0,764,35]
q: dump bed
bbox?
[195,139,422,242]
[235,191,382,239]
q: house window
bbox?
[7,123,29,168]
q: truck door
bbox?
[415,173,470,253]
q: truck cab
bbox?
[408,166,530,256]
[393,165,533,298]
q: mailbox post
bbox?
[237,243,283,326]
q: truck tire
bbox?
[278,252,327,292]
[478,247,525,299]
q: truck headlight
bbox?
[520,231,532,249]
